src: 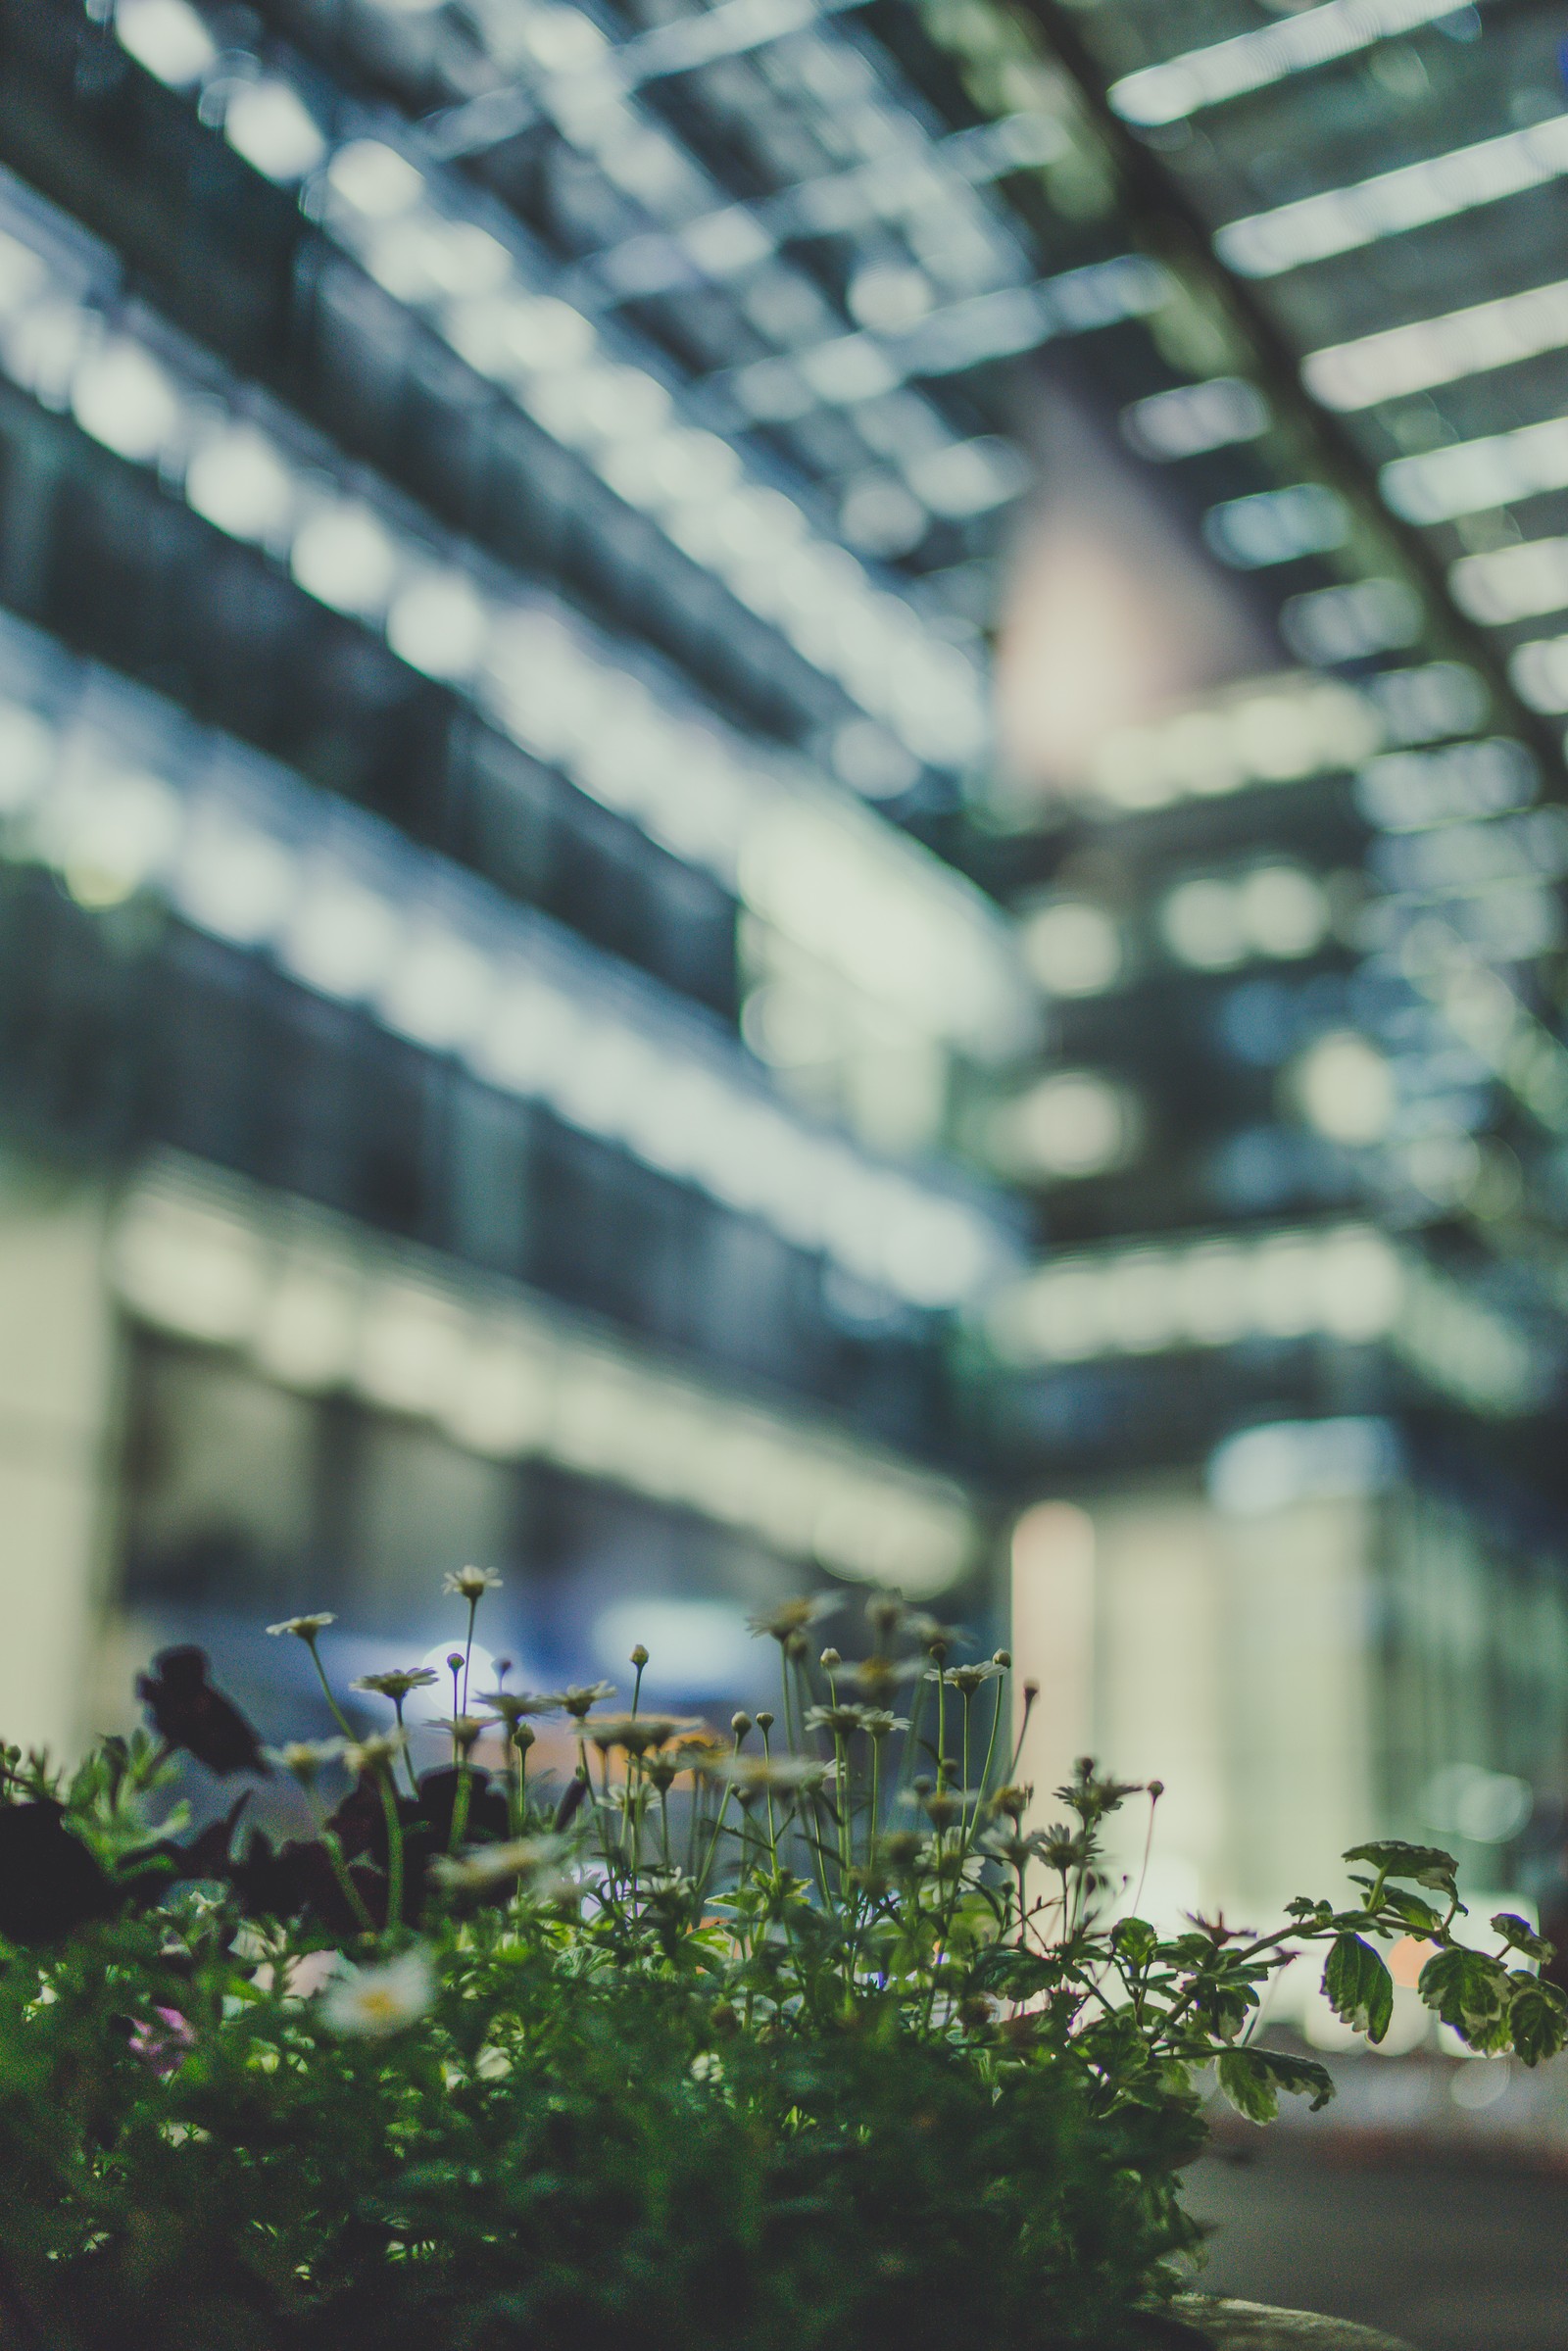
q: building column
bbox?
[1218,1494,1375,1912]
[0,1159,120,1762]
[1010,1501,1097,1818]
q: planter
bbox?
[1167,2300,1412,2349]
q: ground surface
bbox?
[1187,2144,1568,2351]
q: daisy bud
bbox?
[819,1647,842,1671]
[731,1712,752,1740]
[630,1643,649,1668]
[993,1649,1011,1668]
[756,1711,774,1734]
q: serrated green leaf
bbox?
[1380,1887,1442,1936]
[972,1946,1055,1998]
[1216,2046,1335,2125]
[1264,2050,1336,2112]
[1492,1912,1553,1966]
[1417,1945,1511,2038]
[1110,1916,1158,1968]
[1342,1839,1456,1890]
[1215,2048,1277,2124]
[1323,1932,1394,2044]
[1508,1977,1568,2066]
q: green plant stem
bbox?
[463,1598,478,1710]
[392,1698,419,1798]
[867,1738,880,1881]
[587,1740,617,1878]
[696,1782,734,1898]
[374,1770,404,1930]
[778,1648,796,1756]
[508,1736,526,1838]
[760,1722,779,1872]
[898,1670,929,1800]
[306,1641,355,1739]
[448,1761,473,1854]
[321,1829,375,1935]
[958,1682,1005,1870]
[1007,1685,1037,1783]
[627,1757,643,1908]
[833,1734,850,1895]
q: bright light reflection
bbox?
[1303,274,1568,410]
[408,1643,499,1725]
[1109,0,1481,128]
[115,0,217,87]
[1216,113,1568,280]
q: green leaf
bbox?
[1380,1887,1442,1936]
[1215,2048,1276,2123]
[1417,1945,1511,2039]
[1323,1933,1395,2044]
[972,1946,1056,1998]
[1110,1917,1158,1968]
[1217,2046,1335,2125]
[1260,2050,1335,2112]
[1492,1912,1553,1966]
[1509,1978,1568,2067]
[1342,1839,1456,1890]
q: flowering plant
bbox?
[0,1578,1560,2350]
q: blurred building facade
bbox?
[0,0,1566,1920]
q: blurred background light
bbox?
[1290,1033,1397,1147]
[986,1069,1141,1182]
[1120,376,1270,462]
[1207,1418,1400,1517]
[113,0,215,85]
[1019,899,1124,997]
[1203,484,1350,570]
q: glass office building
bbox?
[1,0,1566,1927]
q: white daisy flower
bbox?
[267,1613,337,1641]
[318,1947,435,2039]
[443,1566,503,1601]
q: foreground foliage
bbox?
[0,1580,1560,2350]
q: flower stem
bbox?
[448,1762,473,1855]
[375,1769,404,1930]
[321,1829,375,1935]
[392,1696,419,1798]
[508,1733,525,1839]
[696,1782,733,1897]
[307,1641,354,1739]
[463,1598,478,1710]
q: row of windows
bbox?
[0,0,846,755]
[0,869,958,1453]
